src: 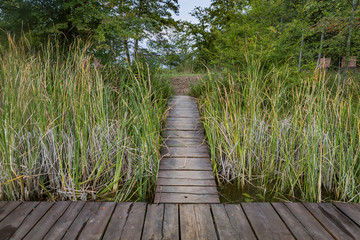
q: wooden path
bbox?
[155,95,219,203]
[1,201,360,239]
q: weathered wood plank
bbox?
[62,202,101,240]
[102,202,132,240]
[155,193,219,203]
[211,204,240,240]
[157,178,216,186]
[334,203,360,226]
[168,112,200,118]
[10,202,53,240]
[165,118,201,125]
[158,170,214,179]
[161,146,209,158]
[160,157,212,170]
[242,203,294,240]
[77,202,116,240]
[0,201,22,222]
[164,123,203,131]
[303,203,360,239]
[23,201,70,240]
[120,202,147,240]
[272,203,312,240]
[0,201,7,209]
[164,130,204,139]
[44,201,85,240]
[224,204,257,240]
[156,186,218,194]
[163,204,179,240]
[141,204,164,240]
[164,138,205,147]
[180,204,217,240]
[285,202,333,240]
[0,202,39,240]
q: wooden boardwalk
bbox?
[1,201,360,239]
[155,95,219,203]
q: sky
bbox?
[172,0,211,23]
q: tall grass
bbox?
[0,37,170,201]
[194,56,360,202]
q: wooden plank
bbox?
[224,204,257,240]
[334,203,360,226]
[211,204,239,239]
[44,201,86,240]
[164,138,205,147]
[303,203,360,239]
[160,158,212,170]
[272,203,312,240]
[141,204,164,240]
[180,204,217,240]
[103,202,132,240]
[23,201,70,240]
[120,202,146,240]
[285,202,333,240]
[62,202,101,240]
[0,201,22,222]
[167,112,200,118]
[242,203,294,239]
[163,204,179,240]
[161,146,209,158]
[165,123,203,131]
[158,170,214,179]
[0,202,39,240]
[156,186,218,194]
[155,193,219,203]
[0,201,7,209]
[164,130,204,139]
[165,118,200,125]
[10,202,54,240]
[157,178,216,186]
[77,202,116,240]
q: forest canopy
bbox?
[0,0,359,70]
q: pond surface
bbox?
[218,183,285,203]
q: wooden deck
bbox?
[155,95,220,203]
[1,201,360,239]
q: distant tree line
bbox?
[0,0,179,65]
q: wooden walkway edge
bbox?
[1,201,360,239]
[155,95,220,204]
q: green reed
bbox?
[194,56,360,202]
[0,36,170,201]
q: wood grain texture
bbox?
[0,202,39,240]
[242,202,295,240]
[77,202,116,240]
[155,193,219,203]
[303,203,360,240]
[180,204,217,240]
[23,201,70,240]
[160,157,212,170]
[285,202,333,240]
[10,202,54,240]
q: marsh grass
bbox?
[194,56,360,202]
[0,36,170,201]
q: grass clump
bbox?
[194,56,360,202]
[0,36,171,201]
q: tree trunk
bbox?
[124,39,131,64]
[134,39,139,60]
[344,0,358,78]
[317,24,325,66]
[299,33,304,70]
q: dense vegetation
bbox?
[1,0,359,202]
[0,37,171,201]
[192,57,360,202]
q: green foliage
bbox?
[193,55,360,202]
[0,36,171,201]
